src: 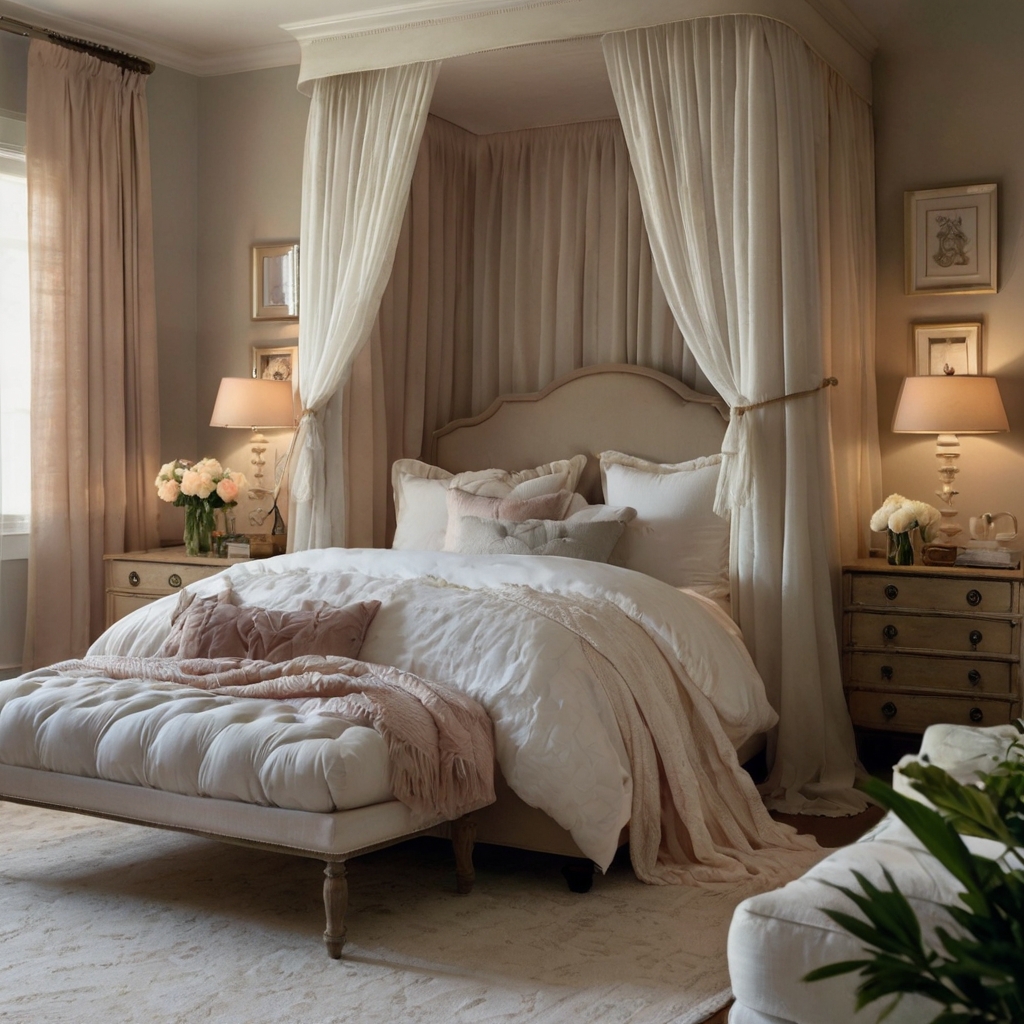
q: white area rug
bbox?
[0,802,797,1024]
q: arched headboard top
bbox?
[433,364,727,503]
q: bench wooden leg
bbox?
[451,816,476,894]
[323,860,348,959]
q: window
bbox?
[0,113,29,541]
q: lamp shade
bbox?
[210,377,295,429]
[891,375,1009,434]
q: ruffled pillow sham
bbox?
[443,487,575,551]
[156,589,381,662]
[453,515,629,563]
[390,454,587,551]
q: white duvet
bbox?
[87,549,779,871]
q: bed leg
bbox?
[322,860,348,959]
[451,816,477,895]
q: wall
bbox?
[872,0,1024,538]
[195,66,307,531]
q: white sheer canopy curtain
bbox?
[24,40,161,667]
[605,15,877,814]
[290,61,439,551]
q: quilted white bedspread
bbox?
[81,549,778,869]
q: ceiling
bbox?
[0,0,881,133]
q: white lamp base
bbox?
[933,432,962,545]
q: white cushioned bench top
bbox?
[0,672,394,813]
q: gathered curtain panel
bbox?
[604,15,878,814]
[343,115,714,546]
[290,61,439,551]
[24,39,161,667]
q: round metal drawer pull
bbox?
[967,669,982,686]
[882,624,899,641]
[966,589,982,607]
[881,701,898,720]
[969,630,983,650]
[128,571,141,587]
[883,584,899,601]
[881,665,893,680]
[168,574,183,588]
[969,707,984,723]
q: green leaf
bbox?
[803,959,872,982]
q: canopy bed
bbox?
[0,364,821,959]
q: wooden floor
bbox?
[698,803,887,1024]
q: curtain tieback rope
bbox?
[733,377,838,417]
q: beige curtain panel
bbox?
[24,39,161,667]
[605,15,879,815]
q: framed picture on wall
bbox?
[905,184,997,295]
[912,321,981,376]
[252,242,299,320]
[252,344,298,382]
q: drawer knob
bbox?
[881,701,898,720]
[967,669,982,686]
[966,589,982,607]
[128,571,141,587]
[882,624,899,641]
[884,584,899,601]
[969,707,984,723]
[168,574,183,589]
[969,630,983,650]
[881,664,893,681]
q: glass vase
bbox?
[183,503,216,557]
[886,528,916,566]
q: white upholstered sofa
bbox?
[726,723,1022,1024]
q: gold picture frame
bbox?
[251,242,299,320]
[252,345,298,382]
[904,184,997,295]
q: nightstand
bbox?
[842,558,1023,733]
[104,547,243,628]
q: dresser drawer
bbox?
[106,558,223,595]
[848,689,1014,732]
[847,652,1012,695]
[848,610,1015,656]
[849,573,1013,613]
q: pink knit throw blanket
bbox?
[53,655,496,821]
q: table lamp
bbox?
[210,377,295,495]
[891,373,1009,544]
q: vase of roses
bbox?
[870,493,942,566]
[155,459,247,557]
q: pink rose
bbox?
[157,479,180,503]
[216,478,239,503]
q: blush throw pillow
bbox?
[443,487,574,551]
[156,590,381,662]
[600,450,729,596]
[453,515,628,563]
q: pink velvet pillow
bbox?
[156,592,381,663]
[443,487,574,551]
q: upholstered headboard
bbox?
[432,364,727,503]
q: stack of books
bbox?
[954,547,1022,569]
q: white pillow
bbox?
[599,450,729,596]
[454,515,628,563]
[391,455,587,552]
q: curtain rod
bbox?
[0,13,155,75]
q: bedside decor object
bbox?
[913,321,981,376]
[905,183,997,295]
[251,242,299,320]
[892,374,1009,544]
[209,377,295,500]
[155,459,248,557]
[870,494,941,566]
[252,344,297,382]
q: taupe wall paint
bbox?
[195,66,307,529]
[872,1,1024,539]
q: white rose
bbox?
[870,494,909,532]
[157,479,180,503]
[194,472,216,500]
[230,470,247,489]
[194,458,223,479]
[180,470,200,496]
[888,507,918,533]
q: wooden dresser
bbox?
[842,558,1023,733]
[104,547,241,628]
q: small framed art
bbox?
[913,321,981,376]
[252,242,299,320]
[252,345,298,382]
[905,183,997,295]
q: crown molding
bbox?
[803,0,876,60]
[0,0,299,76]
